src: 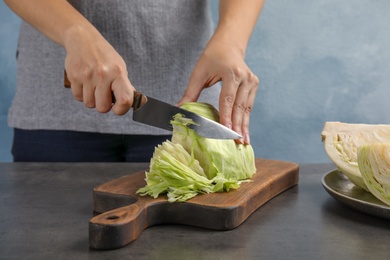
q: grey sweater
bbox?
[8,0,220,135]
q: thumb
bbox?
[177,70,205,107]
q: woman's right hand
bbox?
[64,26,135,115]
[4,0,135,115]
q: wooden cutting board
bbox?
[89,158,299,249]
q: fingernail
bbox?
[244,134,250,145]
[235,132,244,144]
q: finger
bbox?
[82,84,96,108]
[65,68,84,102]
[95,69,113,113]
[177,68,206,107]
[240,94,254,145]
[240,89,257,145]
[231,83,249,144]
[70,82,84,102]
[240,74,259,145]
[66,64,95,106]
[111,77,134,115]
[219,77,237,131]
[95,79,114,113]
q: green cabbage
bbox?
[172,102,256,180]
[358,143,390,206]
[137,102,257,202]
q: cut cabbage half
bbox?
[322,122,390,191]
[137,102,256,202]
[358,144,390,206]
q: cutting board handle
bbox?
[89,201,147,250]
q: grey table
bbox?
[1,162,389,260]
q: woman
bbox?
[5,0,263,162]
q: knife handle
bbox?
[64,70,71,88]
[63,70,147,109]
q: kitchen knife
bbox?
[132,92,241,139]
[64,71,241,139]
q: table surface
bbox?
[1,161,389,260]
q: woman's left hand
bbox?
[178,39,259,145]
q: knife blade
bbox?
[132,92,242,140]
[63,71,240,139]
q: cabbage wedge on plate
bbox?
[322,121,390,191]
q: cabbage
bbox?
[358,144,390,206]
[137,102,256,202]
[172,102,256,180]
[321,122,390,191]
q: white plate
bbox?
[321,170,390,220]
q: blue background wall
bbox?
[1,0,390,163]
[0,1,19,162]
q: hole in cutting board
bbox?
[106,215,120,220]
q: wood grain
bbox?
[89,158,299,249]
